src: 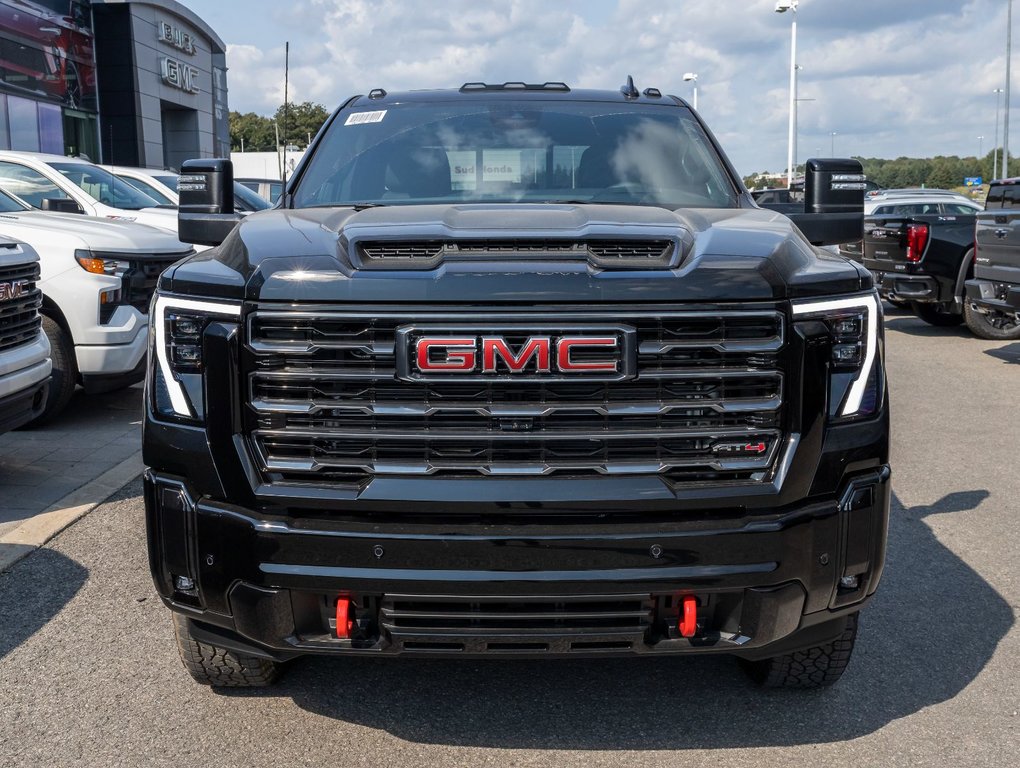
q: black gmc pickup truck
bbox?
[145,81,890,690]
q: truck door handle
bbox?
[994,228,1009,239]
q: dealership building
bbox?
[0,0,229,169]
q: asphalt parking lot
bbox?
[0,384,142,537]
[0,308,1017,767]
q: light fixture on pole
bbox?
[683,73,698,110]
[776,0,799,187]
[994,88,1004,179]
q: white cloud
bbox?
[213,0,1015,174]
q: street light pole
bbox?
[994,88,1004,179]
[978,135,985,159]
[683,72,698,111]
[1005,0,1013,178]
[830,131,837,155]
[776,1,799,187]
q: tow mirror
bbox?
[788,158,866,246]
[40,198,83,214]
[178,158,242,247]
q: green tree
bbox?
[229,111,275,152]
[273,102,331,149]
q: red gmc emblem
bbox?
[396,326,635,381]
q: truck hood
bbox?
[167,204,870,303]
[0,210,189,252]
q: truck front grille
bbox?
[0,261,42,353]
[245,308,786,485]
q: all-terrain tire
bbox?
[911,301,963,327]
[25,315,77,426]
[740,611,859,689]
[963,301,1020,340]
[172,613,280,687]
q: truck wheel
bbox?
[172,613,280,687]
[24,315,77,426]
[963,302,1020,340]
[911,302,963,327]
[740,611,858,689]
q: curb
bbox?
[0,451,144,572]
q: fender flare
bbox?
[953,247,975,306]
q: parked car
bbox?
[861,188,980,216]
[102,166,179,206]
[839,190,983,325]
[964,178,1020,339]
[0,185,193,422]
[236,177,284,204]
[0,151,179,233]
[0,235,50,433]
[104,166,271,213]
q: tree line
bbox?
[229,102,331,152]
[745,152,1016,191]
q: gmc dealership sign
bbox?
[161,57,199,94]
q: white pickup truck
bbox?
[0,186,192,422]
[0,151,181,234]
[0,235,51,433]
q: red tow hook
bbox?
[336,597,355,639]
[678,595,698,638]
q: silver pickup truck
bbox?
[965,179,1020,339]
[0,235,51,433]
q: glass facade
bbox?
[0,0,99,158]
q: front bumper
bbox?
[145,466,890,661]
[74,308,147,378]
[0,377,48,433]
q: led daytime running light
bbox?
[792,294,878,417]
[153,296,240,417]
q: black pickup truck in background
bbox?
[835,192,982,330]
[965,179,1020,339]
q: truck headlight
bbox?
[792,293,882,420]
[151,294,241,420]
[75,249,131,277]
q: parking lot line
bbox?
[0,451,142,572]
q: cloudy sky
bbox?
[186,0,1015,175]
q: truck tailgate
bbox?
[976,209,1020,284]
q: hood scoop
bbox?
[355,237,679,270]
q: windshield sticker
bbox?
[345,110,387,126]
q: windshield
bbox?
[157,175,179,193]
[117,175,176,206]
[292,100,738,209]
[48,162,161,210]
[0,187,29,213]
[233,181,271,211]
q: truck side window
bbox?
[1003,187,1020,210]
[0,161,70,208]
[985,186,1005,209]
